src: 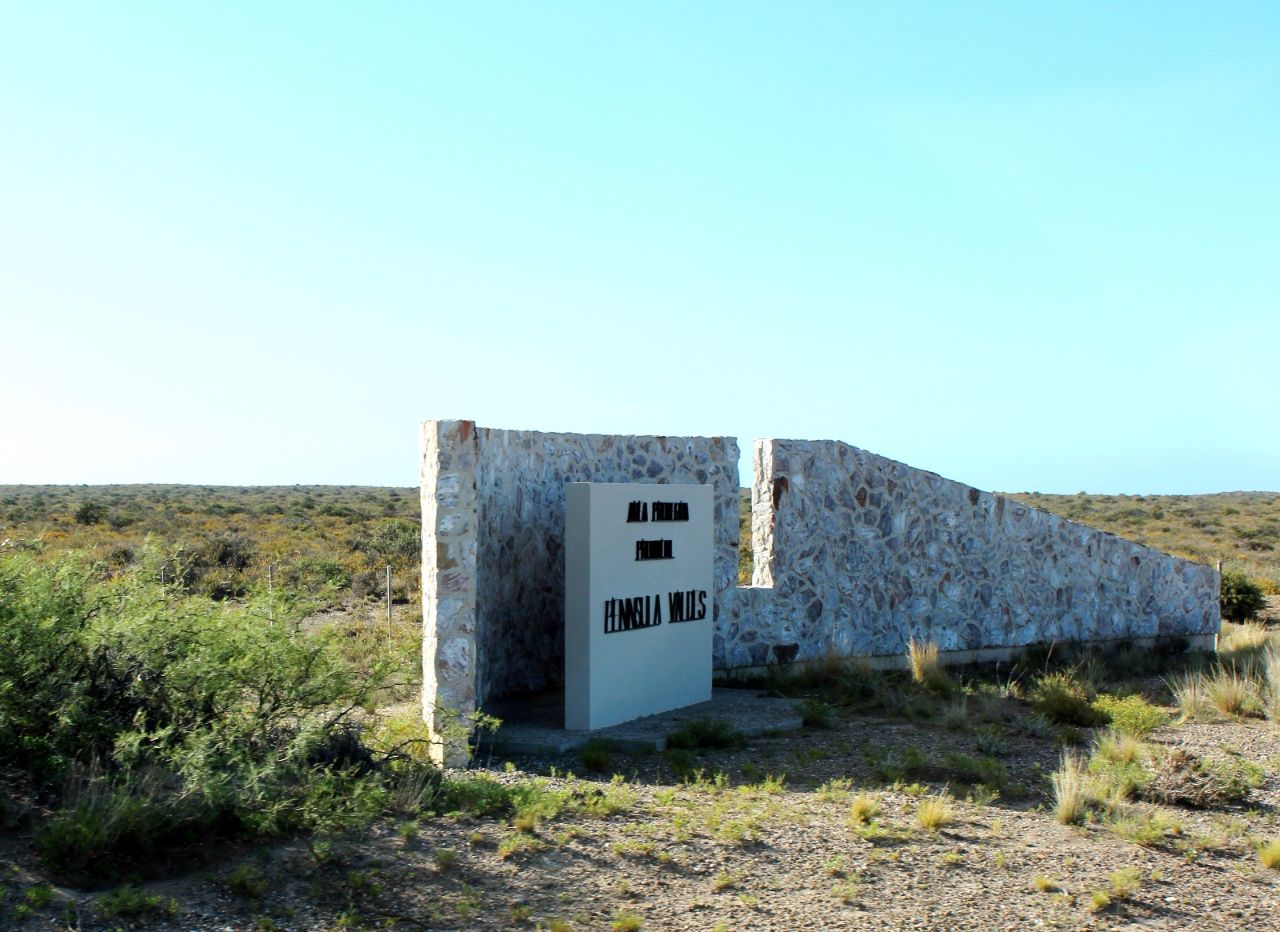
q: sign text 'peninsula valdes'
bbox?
[607,498,706,633]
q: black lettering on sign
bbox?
[626,501,649,523]
[603,594,664,634]
[651,500,689,522]
[634,538,674,561]
[667,589,709,624]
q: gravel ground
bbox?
[4,693,1280,930]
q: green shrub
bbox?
[0,552,404,878]
[74,501,108,525]
[1221,571,1267,623]
[95,885,177,920]
[356,518,421,563]
[433,776,519,817]
[226,864,268,900]
[1031,670,1109,726]
[1091,694,1170,737]
[797,697,835,728]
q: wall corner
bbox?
[420,419,479,766]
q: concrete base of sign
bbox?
[480,687,804,757]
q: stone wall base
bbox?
[716,633,1219,681]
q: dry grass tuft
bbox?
[1032,875,1058,892]
[1218,622,1274,658]
[1259,839,1280,870]
[1051,751,1090,825]
[1168,671,1209,721]
[848,793,881,826]
[1204,667,1257,717]
[1093,729,1143,766]
[907,638,952,694]
[1263,644,1280,722]
[914,795,953,831]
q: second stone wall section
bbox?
[721,439,1220,669]
[472,428,740,705]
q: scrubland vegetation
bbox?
[1,485,1279,928]
[0,484,422,605]
[1009,490,1280,593]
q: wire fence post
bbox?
[385,564,393,642]
[268,563,274,624]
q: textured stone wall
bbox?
[421,422,1220,752]
[419,420,480,763]
[472,428,740,704]
[721,439,1219,669]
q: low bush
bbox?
[1141,748,1257,809]
[1091,694,1170,737]
[578,739,615,773]
[1221,571,1267,623]
[1087,732,1148,802]
[0,552,410,879]
[95,885,177,920]
[1031,670,1109,727]
[796,697,835,728]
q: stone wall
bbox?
[419,420,480,757]
[421,420,1219,757]
[724,439,1219,669]
[472,427,740,705]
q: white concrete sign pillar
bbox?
[565,483,713,731]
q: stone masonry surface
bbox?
[421,421,1219,731]
[419,420,480,761]
[472,427,740,705]
[728,439,1219,669]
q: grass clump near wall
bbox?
[907,638,953,695]
[0,549,434,881]
[1169,628,1280,722]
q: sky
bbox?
[1,2,1277,494]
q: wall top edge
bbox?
[761,437,1217,573]
[425,421,737,446]
[417,425,1216,574]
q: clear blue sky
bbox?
[2,2,1276,493]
